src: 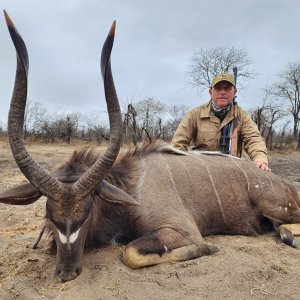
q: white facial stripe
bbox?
[69,228,80,243]
[57,227,81,244]
[58,230,68,244]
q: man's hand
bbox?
[255,161,271,172]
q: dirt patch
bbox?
[0,144,300,299]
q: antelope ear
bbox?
[0,183,42,205]
[97,180,140,206]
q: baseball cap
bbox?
[211,73,236,87]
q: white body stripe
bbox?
[136,158,146,201]
[194,156,227,223]
[232,159,250,193]
[159,153,184,207]
[205,165,227,223]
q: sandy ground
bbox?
[0,141,300,300]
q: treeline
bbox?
[0,96,299,151]
[0,98,189,145]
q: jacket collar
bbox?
[199,101,212,118]
[200,100,235,126]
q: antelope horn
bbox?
[5,12,121,201]
[73,21,123,198]
[4,10,65,200]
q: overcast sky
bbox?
[1,0,300,126]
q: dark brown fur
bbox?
[46,141,177,250]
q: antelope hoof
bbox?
[279,226,297,248]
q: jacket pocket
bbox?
[194,131,218,150]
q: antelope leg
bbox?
[279,223,300,236]
[32,225,46,249]
[122,227,218,269]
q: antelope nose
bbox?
[56,266,82,283]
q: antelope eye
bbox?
[50,219,66,234]
[51,212,90,235]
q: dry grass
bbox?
[0,140,300,299]
[0,224,39,239]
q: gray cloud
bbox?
[1,0,299,124]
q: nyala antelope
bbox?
[1,11,300,283]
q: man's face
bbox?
[209,81,237,109]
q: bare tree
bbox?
[248,93,273,135]
[82,111,108,144]
[24,100,47,139]
[38,111,82,143]
[40,120,55,143]
[0,120,6,137]
[135,97,166,140]
[65,116,72,144]
[186,46,255,92]
[164,104,190,140]
[267,62,300,137]
[264,107,283,149]
[83,113,97,141]
[123,104,138,145]
[248,106,267,134]
[55,112,81,143]
[249,90,288,149]
[275,122,291,150]
[169,105,190,126]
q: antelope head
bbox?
[0,11,138,282]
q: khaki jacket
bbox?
[171,101,268,164]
